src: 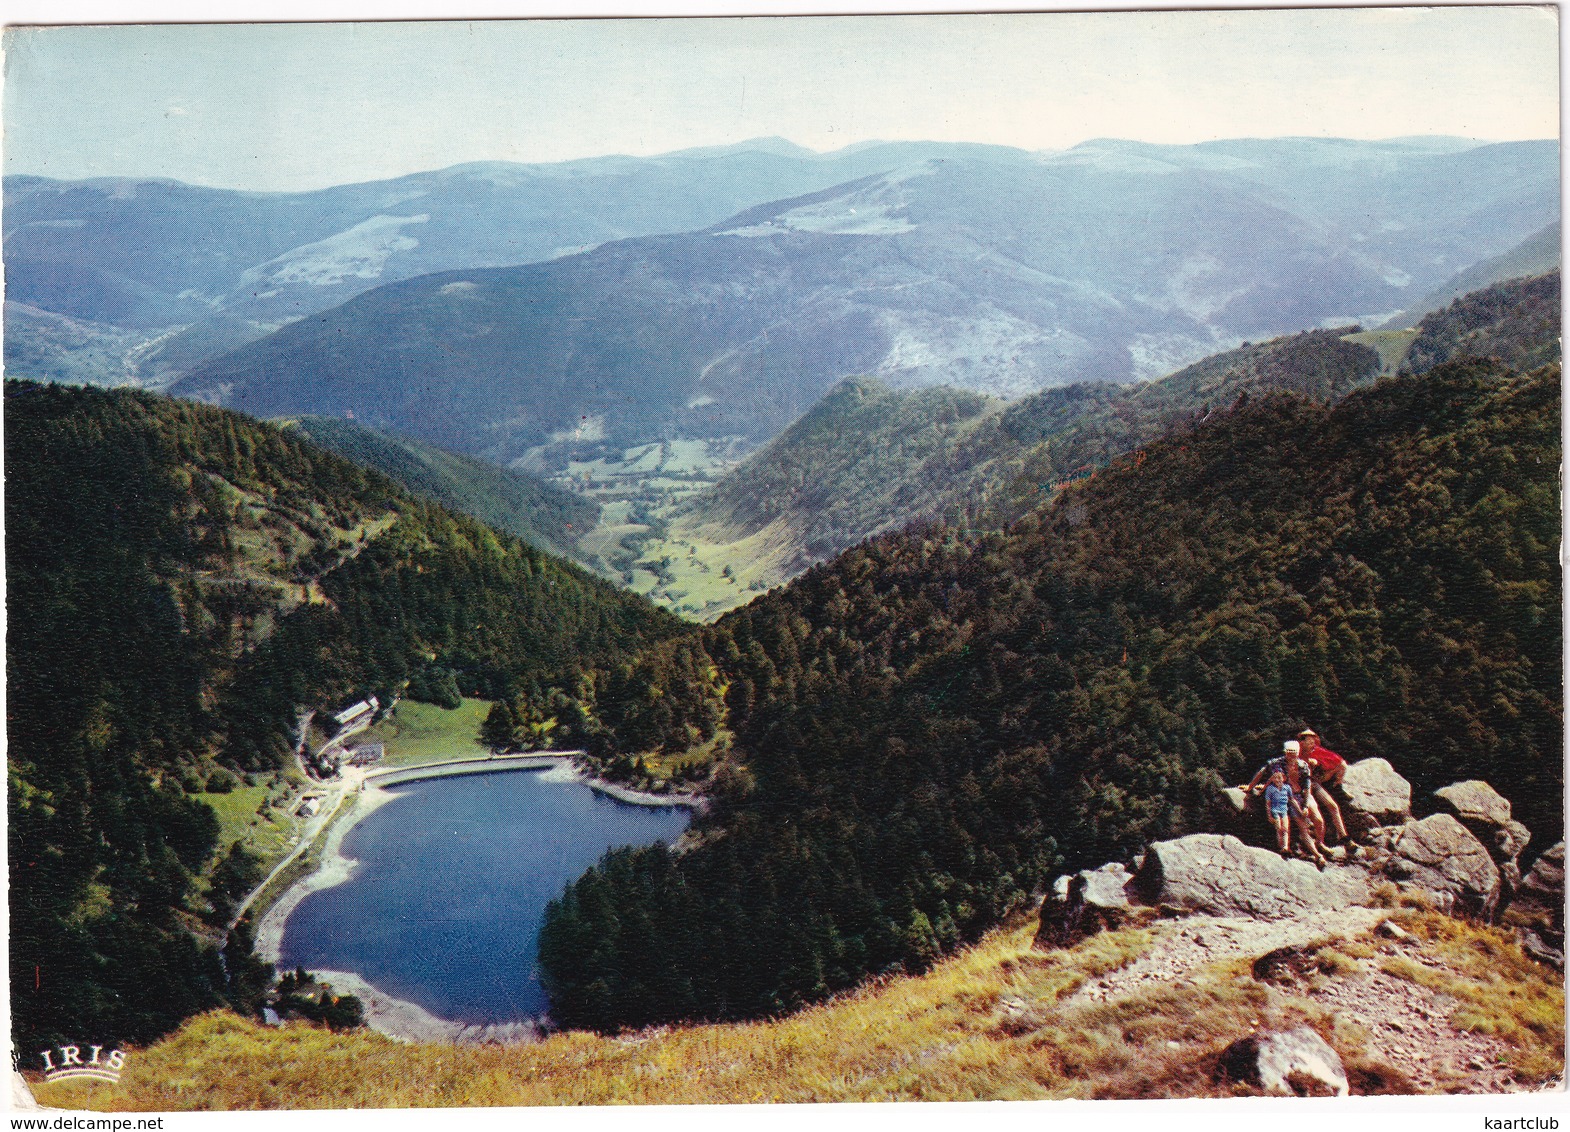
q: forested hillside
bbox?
[284,414,598,561]
[5,381,679,1052]
[682,328,1382,586]
[1401,270,1561,376]
[538,358,1562,1032]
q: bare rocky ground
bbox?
[1308,955,1518,1092]
[1069,907,1386,1003]
[1068,901,1550,1094]
[1042,761,1565,1097]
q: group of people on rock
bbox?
[1239,728,1360,870]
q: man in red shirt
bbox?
[1299,728,1356,856]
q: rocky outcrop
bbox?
[1431,780,1512,826]
[1379,814,1501,919]
[1339,758,1411,836]
[1034,862,1136,947]
[1218,1027,1349,1097]
[1505,841,1564,968]
[1516,842,1565,918]
[1135,834,1371,920]
[1428,780,1531,900]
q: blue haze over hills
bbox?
[5,135,1558,467]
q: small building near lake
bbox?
[333,696,381,729]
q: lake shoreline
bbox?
[306,969,544,1046]
[254,782,398,966]
[566,760,708,810]
[255,755,700,1046]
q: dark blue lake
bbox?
[278,769,689,1024]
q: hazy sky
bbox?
[4,6,1560,192]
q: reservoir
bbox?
[278,768,690,1024]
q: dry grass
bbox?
[1378,909,1564,1081]
[33,907,1563,1111]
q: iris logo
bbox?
[37,1044,126,1083]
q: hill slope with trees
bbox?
[283,414,598,561]
[536,357,1562,1032]
[680,328,1383,590]
[5,381,680,1052]
[1401,271,1561,376]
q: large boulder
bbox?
[1382,813,1502,919]
[1218,1027,1349,1097]
[1134,834,1371,920]
[1035,861,1136,947]
[1517,842,1565,915]
[1431,780,1512,826]
[1338,758,1411,836]
[1428,780,1531,900]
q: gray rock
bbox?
[1214,785,1275,847]
[1219,1027,1350,1097]
[1340,758,1411,834]
[1521,929,1565,971]
[1496,820,1533,861]
[1519,842,1565,905]
[1383,813,1501,918]
[1432,780,1513,827]
[1035,861,1136,947]
[1505,841,1564,949]
[1134,834,1371,921]
[1429,782,1532,897]
[1377,919,1411,942]
[1500,860,1524,903]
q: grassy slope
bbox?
[197,787,297,859]
[33,906,1561,1109]
[363,698,494,767]
[1342,328,1419,374]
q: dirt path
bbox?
[1068,905,1549,1095]
[1069,908,1386,1003]
[1309,957,1518,1091]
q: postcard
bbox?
[4,5,1562,1126]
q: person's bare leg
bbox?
[1320,790,1348,841]
[1298,814,1327,866]
[1304,795,1330,853]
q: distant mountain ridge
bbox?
[3,139,1038,386]
[1382,225,1561,329]
[168,137,1559,467]
[660,268,1562,614]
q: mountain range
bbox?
[5,130,1562,1069]
[163,137,1558,467]
[3,140,1061,387]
